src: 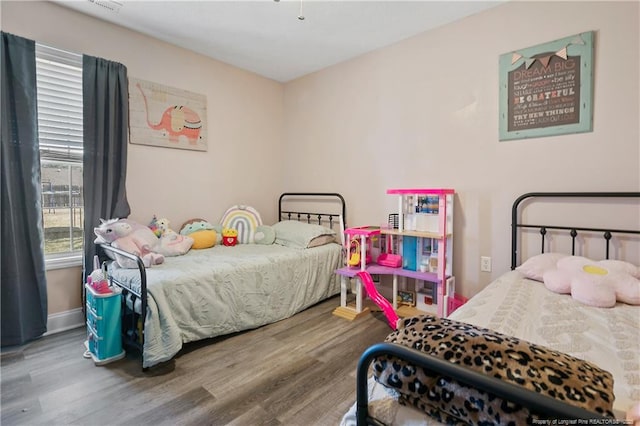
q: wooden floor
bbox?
[1,295,391,426]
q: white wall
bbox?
[282,1,640,296]
[3,1,285,226]
[2,0,285,314]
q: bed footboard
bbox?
[356,343,607,425]
[97,243,147,359]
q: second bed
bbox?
[342,191,639,424]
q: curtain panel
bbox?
[1,32,48,346]
[82,55,131,281]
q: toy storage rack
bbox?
[85,284,126,365]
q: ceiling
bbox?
[54,0,504,82]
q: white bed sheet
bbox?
[109,243,343,368]
[341,270,640,424]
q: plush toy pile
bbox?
[178,206,277,249]
[218,204,275,245]
[94,217,194,269]
[94,205,281,268]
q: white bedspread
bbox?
[109,243,342,368]
[341,270,640,424]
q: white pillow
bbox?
[307,234,337,248]
[272,220,336,249]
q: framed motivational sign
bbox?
[499,31,594,141]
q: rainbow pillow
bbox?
[220,205,263,244]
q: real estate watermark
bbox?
[531,419,632,425]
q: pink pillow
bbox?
[515,252,568,282]
[598,259,640,279]
[543,256,640,308]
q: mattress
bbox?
[108,242,343,368]
[341,270,640,424]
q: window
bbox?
[35,44,84,269]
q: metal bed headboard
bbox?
[278,192,346,229]
[511,192,640,270]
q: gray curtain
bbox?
[82,55,131,280]
[1,32,48,346]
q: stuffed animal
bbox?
[157,218,172,235]
[222,228,238,246]
[180,218,218,249]
[148,215,163,238]
[147,216,194,256]
[157,232,194,256]
[253,225,275,245]
[220,205,263,244]
[151,216,173,236]
[158,218,194,256]
[149,216,172,238]
[543,256,640,308]
[94,218,165,268]
[217,205,274,245]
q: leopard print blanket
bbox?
[373,315,615,425]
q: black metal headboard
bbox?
[511,192,640,270]
[278,192,346,230]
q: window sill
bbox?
[45,253,82,271]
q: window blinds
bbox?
[35,43,83,163]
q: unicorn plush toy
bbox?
[94,218,165,268]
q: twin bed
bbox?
[342,192,639,425]
[98,192,346,369]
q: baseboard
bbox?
[45,308,85,336]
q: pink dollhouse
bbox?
[333,188,461,321]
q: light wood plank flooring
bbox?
[1,295,391,426]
